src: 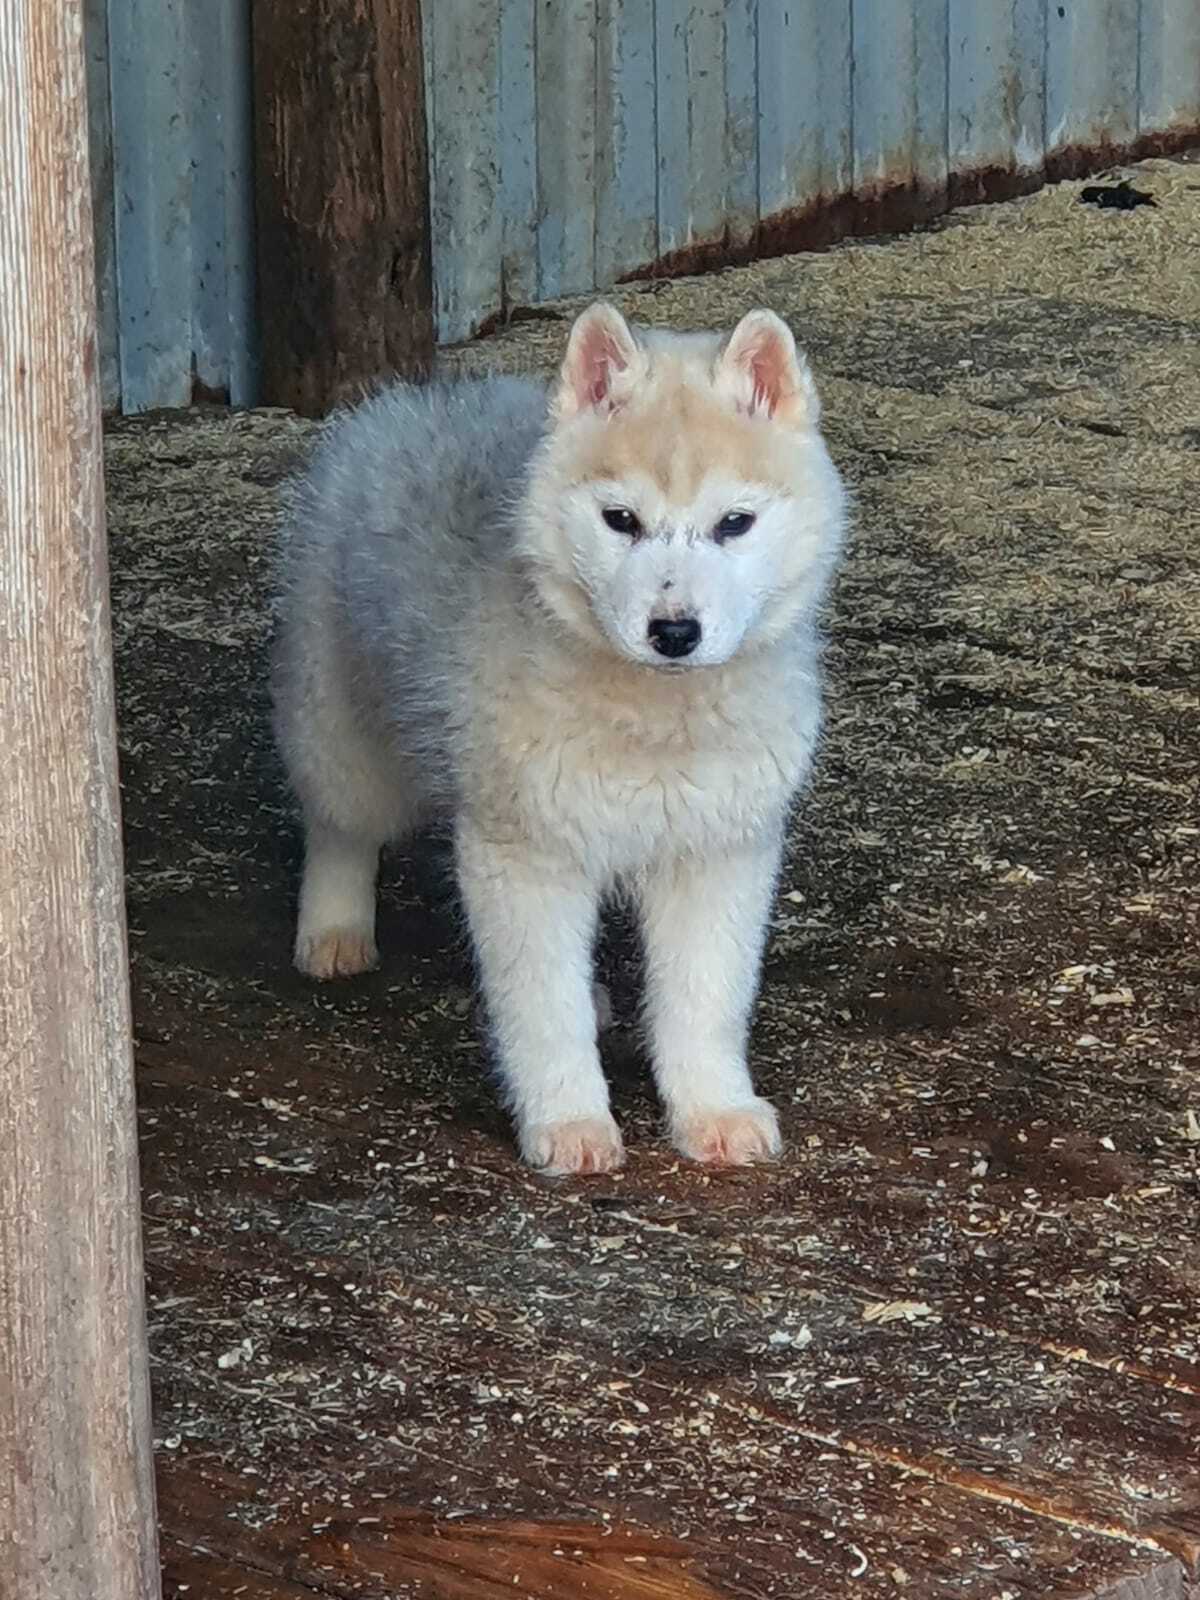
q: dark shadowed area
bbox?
[107,160,1199,1599]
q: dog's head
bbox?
[519,302,846,669]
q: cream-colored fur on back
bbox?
[271,303,847,1174]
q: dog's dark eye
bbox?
[715,510,756,541]
[602,507,642,537]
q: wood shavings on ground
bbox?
[106,156,1200,1600]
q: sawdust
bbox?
[105,159,1200,1598]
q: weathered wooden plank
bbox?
[135,1079,1200,1572]
[0,3,159,1595]
[948,0,1047,188]
[162,1539,329,1600]
[427,0,501,342]
[1138,0,1200,137]
[253,0,433,414]
[1046,0,1140,167]
[536,0,597,301]
[106,0,192,411]
[82,0,119,409]
[499,0,539,309]
[148,1267,1197,1599]
[595,0,657,283]
[133,1023,1200,1402]
[162,1475,727,1600]
[655,0,726,259]
[188,0,258,404]
[759,0,853,230]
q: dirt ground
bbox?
[106,159,1199,1599]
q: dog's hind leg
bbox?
[275,626,421,979]
[295,820,384,979]
[292,753,427,980]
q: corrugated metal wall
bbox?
[85,0,257,413]
[426,0,1200,343]
[86,0,1200,408]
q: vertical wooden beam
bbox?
[0,2,160,1598]
[253,0,434,416]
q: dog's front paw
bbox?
[295,926,378,980]
[521,1115,625,1176]
[671,1099,782,1166]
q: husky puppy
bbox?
[272,303,846,1174]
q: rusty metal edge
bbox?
[620,125,1200,290]
[465,124,1199,346]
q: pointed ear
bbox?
[554,302,644,421]
[715,310,819,426]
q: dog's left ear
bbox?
[554,302,645,422]
[715,310,819,427]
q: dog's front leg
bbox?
[456,821,622,1175]
[640,832,785,1165]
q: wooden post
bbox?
[0,4,161,1598]
[252,0,435,416]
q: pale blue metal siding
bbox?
[1139,0,1200,137]
[948,0,1046,179]
[1047,0,1140,155]
[85,0,256,413]
[758,2,852,228]
[426,0,1200,343]
[87,1,1200,406]
[595,0,659,285]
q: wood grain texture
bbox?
[252,0,433,415]
[161,1485,728,1600]
[0,2,159,1597]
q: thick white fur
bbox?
[271,305,846,1174]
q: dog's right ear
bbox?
[554,302,644,421]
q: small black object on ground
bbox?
[1079,179,1157,210]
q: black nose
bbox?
[648,616,701,658]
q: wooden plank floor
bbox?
[106,161,1200,1598]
